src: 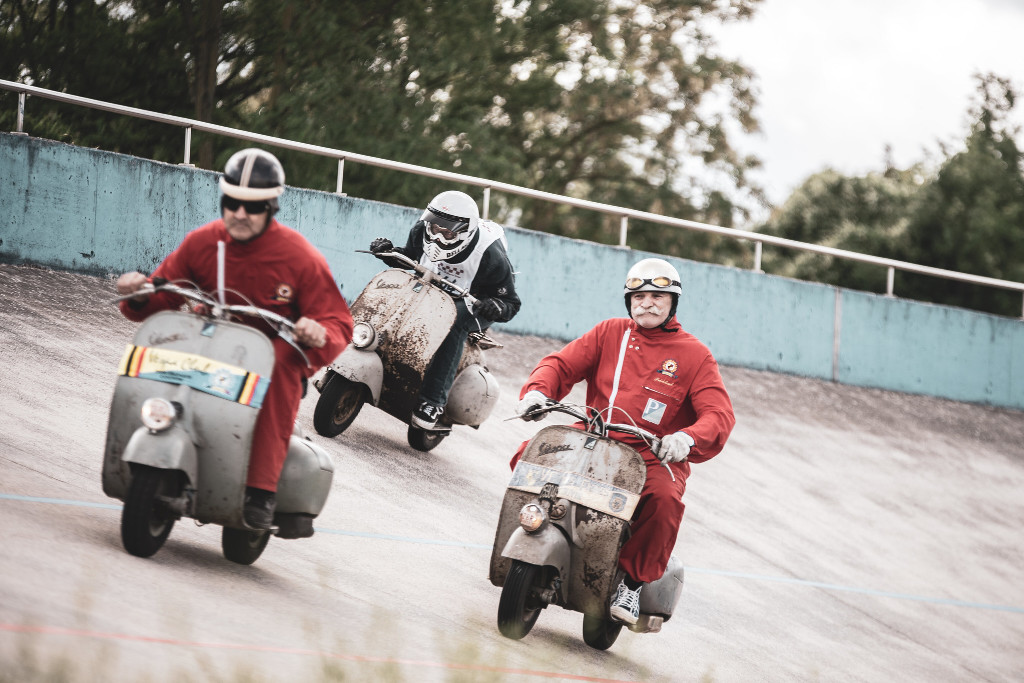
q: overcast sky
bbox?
[709,0,1024,212]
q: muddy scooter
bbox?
[488,401,686,650]
[102,280,335,564]
[312,250,501,452]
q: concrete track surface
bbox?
[1,263,1022,683]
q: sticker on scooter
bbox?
[508,461,640,520]
[118,344,270,407]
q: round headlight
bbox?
[140,398,177,432]
[351,322,377,350]
[519,503,547,533]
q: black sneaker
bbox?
[411,401,443,429]
[243,487,276,530]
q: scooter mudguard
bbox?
[328,347,384,404]
[500,525,571,602]
[121,425,198,485]
[638,554,685,619]
[275,435,334,516]
[445,363,500,426]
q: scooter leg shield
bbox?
[121,426,198,490]
[500,526,571,603]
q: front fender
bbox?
[501,525,571,601]
[329,347,383,404]
[122,426,198,485]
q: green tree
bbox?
[757,74,1024,318]
[894,74,1024,317]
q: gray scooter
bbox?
[489,401,686,650]
[102,280,334,564]
[312,250,501,452]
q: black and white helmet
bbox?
[420,190,480,261]
[219,148,286,210]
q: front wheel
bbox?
[497,561,543,640]
[582,613,624,650]
[407,425,447,452]
[121,466,180,558]
[222,526,271,565]
[313,374,369,437]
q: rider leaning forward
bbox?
[369,190,521,430]
[116,148,354,530]
[513,258,736,625]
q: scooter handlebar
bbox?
[358,249,478,305]
[520,401,662,456]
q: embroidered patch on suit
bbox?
[273,283,294,303]
[642,398,667,425]
[658,359,678,377]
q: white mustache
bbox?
[632,304,664,316]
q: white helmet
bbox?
[219,148,286,204]
[421,190,480,261]
[623,258,682,315]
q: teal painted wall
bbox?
[2,133,1021,410]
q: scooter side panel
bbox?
[275,436,334,515]
[445,363,500,426]
[638,554,685,619]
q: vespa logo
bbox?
[150,333,185,346]
[538,443,573,455]
[376,281,402,290]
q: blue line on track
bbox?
[4,492,1022,614]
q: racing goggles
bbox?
[422,209,470,242]
[222,196,270,214]
[625,276,680,290]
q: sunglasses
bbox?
[625,276,679,290]
[222,196,269,214]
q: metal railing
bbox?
[3,78,1023,318]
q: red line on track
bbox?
[0,622,638,682]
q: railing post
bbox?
[15,92,26,134]
[753,241,764,273]
[886,267,895,297]
[619,216,628,247]
[182,127,193,166]
[336,158,345,196]
[483,187,491,220]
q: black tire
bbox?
[582,613,623,650]
[407,425,446,452]
[222,526,271,565]
[120,466,179,558]
[313,374,368,437]
[497,560,543,640]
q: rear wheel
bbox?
[582,613,624,650]
[497,561,543,639]
[313,374,368,437]
[407,425,446,452]
[121,466,180,558]
[222,526,271,565]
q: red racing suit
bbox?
[120,218,353,492]
[514,316,735,583]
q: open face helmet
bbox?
[420,190,480,261]
[622,258,682,318]
[219,148,286,212]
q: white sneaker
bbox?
[609,580,642,625]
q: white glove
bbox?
[660,431,694,463]
[515,390,549,421]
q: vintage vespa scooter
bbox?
[103,280,334,564]
[312,250,501,452]
[489,401,686,650]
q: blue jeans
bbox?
[419,298,489,407]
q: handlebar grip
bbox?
[148,276,168,287]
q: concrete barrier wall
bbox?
[2,133,1021,410]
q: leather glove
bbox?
[370,237,393,254]
[475,297,504,321]
[515,390,549,421]
[660,431,694,463]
